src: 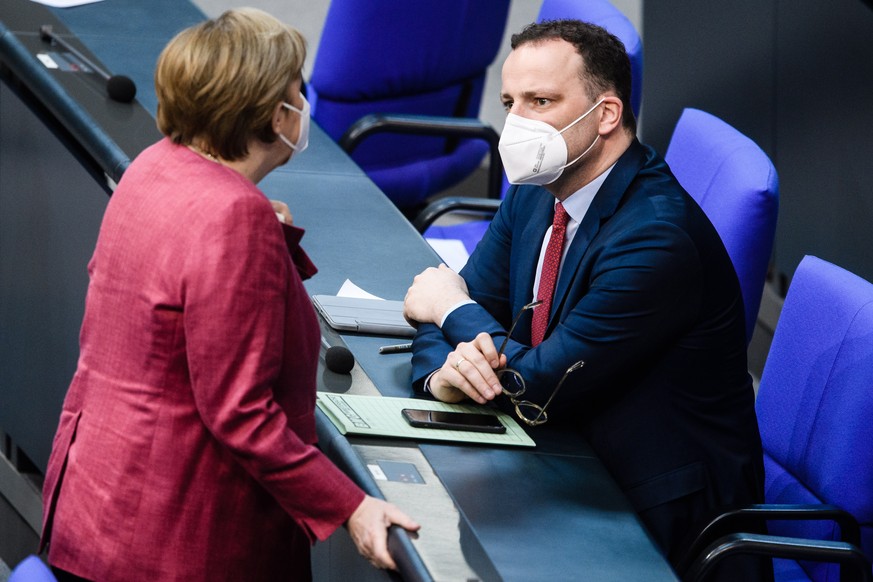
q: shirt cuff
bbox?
[439,299,476,328]
[422,369,439,394]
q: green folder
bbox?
[316,393,535,447]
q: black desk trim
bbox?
[0,21,130,183]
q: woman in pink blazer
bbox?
[40,9,418,581]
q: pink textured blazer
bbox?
[41,139,364,581]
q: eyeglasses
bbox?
[496,300,585,426]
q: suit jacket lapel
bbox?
[548,139,649,328]
[516,186,555,305]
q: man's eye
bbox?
[536,98,550,106]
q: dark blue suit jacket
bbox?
[412,139,765,563]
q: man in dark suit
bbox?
[404,20,765,574]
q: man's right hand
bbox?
[403,264,470,326]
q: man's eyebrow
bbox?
[501,89,558,100]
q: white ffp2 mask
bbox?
[499,98,604,185]
[278,95,310,155]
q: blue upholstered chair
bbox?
[537,0,643,118]
[418,0,643,254]
[665,108,779,344]
[680,256,873,581]
[420,107,778,347]
[9,556,56,582]
[307,0,511,213]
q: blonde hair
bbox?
[155,8,306,160]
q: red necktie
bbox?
[531,202,569,345]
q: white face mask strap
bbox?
[560,134,599,171]
[503,97,606,146]
[279,97,309,152]
[553,98,606,171]
[277,132,300,152]
[282,101,304,115]
[557,98,606,136]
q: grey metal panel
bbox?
[641,0,776,157]
[0,82,107,469]
[643,0,873,286]
[772,0,873,283]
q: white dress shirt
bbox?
[424,166,615,391]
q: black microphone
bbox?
[324,345,355,375]
[39,25,137,103]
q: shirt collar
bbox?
[558,163,617,224]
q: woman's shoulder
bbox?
[114,139,273,233]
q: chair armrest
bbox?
[339,113,503,200]
[684,533,872,582]
[677,504,862,575]
[412,196,502,233]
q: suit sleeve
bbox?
[419,184,706,412]
[182,191,363,542]
[515,220,700,405]
[410,186,520,388]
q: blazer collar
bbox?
[512,139,650,328]
[517,192,555,302]
[549,139,649,321]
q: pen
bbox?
[379,342,413,354]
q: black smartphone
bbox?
[401,408,506,434]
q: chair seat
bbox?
[773,557,814,582]
[425,220,490,257]
[764,454,846,581]
[677,256,873,581]
[9,556,56,582]
[366,140,489,209]
[758,256,873,580]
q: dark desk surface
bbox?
[0,1,678,579]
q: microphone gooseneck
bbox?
[39,24,137,103]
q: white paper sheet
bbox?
[425,238,470,272]
[337,279,384,301]
[30,0,105,7]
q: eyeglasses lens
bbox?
[497,369,525,397]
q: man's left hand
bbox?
[429,332,505,405]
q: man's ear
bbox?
[598,96,623,135]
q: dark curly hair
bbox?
[511,19,636,133]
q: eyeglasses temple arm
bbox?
[498,300,544,358]
[539,360,585,413]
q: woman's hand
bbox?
[347,496,420,570]
[270,199,293,225]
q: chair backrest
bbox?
[756,255,873,580]
[537,0,643,118]
[308,0,510,209]
[665,108,779,344]
[9,556,57,582]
